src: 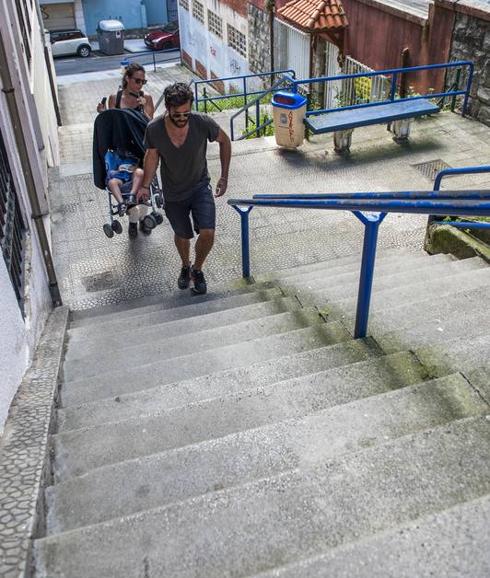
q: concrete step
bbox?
[260,248,427,282]
[339,284,490,335]
[376,308,490,353]
[328,266,490,315]
[415,334,490,379]
[280,252,451,290]
[60,322,352,407]
[46,373,486,533]
[62,308,324,382]
[69,286,283,333]
[66,296,300,361]
[70,282,273,325]
[34,416,490,577]
[252,494,490,577]
[58,339,380,432]
[288,255,483,301]
[53,350,428,481]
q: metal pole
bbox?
[203,87,208,114]
[462,63,474,117]
[390,72,398,101]
[256,99,260,137]
[153,51,156,72]
[232,205,253,278]
[353,211,386,338]
[244,77,249,132]
[451,69,461,112]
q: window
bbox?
[0,132,27,313]
[179,0,189,10]
[207,10,222,38]
[14,0,31,65]
[227,24,247,58]
[192,0,204,24]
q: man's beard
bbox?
[169,116,189,128]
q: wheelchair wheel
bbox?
[143,214,157,230]
[112,220,123,234]
[103,223,114,238]
[154,212,164,225]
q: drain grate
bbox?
[81,271,119,292]
[411,159,452,181]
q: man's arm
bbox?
[137,148,160,202]
[214,128,231,198]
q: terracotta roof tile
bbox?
[278,0,349,31]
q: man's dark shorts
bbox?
[164,181,215,239]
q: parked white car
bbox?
[50,29,92,58]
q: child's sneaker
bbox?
[118,202,127,217]
[191,268,207,295]
[177,265,191,290]
[128,222,138,239]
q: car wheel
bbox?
[77,45,91,57]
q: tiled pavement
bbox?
[51,64,490,310]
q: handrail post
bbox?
[462,62,474,117]
[451,69,461,112]
[203,87,208,114]
[390,72,398,101]
[353,211,387,339]
[232,205,254,278]
[256,99,260,137]
[194,82,199,111]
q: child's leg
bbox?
[130,168,144,198]
[107,178,124,204]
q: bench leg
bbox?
[334,129,353,153]
[392,118,412,142]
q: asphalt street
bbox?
[54,48,180,76]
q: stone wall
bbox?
[448,6,490,126]
[247,3,272,73]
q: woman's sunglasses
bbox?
[132,78,147,85]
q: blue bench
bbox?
[304,98,440,152]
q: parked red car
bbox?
[144,22,179,51]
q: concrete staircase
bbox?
[33,248,490,577]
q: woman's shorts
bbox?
[164,182,216,239]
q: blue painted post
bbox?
[256,99,261,137]
[232,205,254,278]
[353,211,387,338]
[243,77,249,133]
[194,83,199,111]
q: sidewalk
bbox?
[50,65,490,310]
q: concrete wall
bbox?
[179,0,251,89]
[443,0,490,126]
[248,2,272,73]
[0,0,58,434]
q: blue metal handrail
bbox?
[429,165,490,230]
[193,69,296,112]
[228,181,490,339]
[291,61,474,117]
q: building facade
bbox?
[40,0,178,36]
[0,0,61,434]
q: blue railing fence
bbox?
[193,69,296,114]
[429,165,490,230]
[292,61,474,118]
[228,166,489,339]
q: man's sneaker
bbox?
[139,220,152,236]
[177,265,191,290]
[191,268,207,295]
[128,222,138,239]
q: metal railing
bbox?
[229,74,295,141]
[291,61,474,119]
[228,170,489,339]
[429,165,490,231]
[193,69,296,114]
